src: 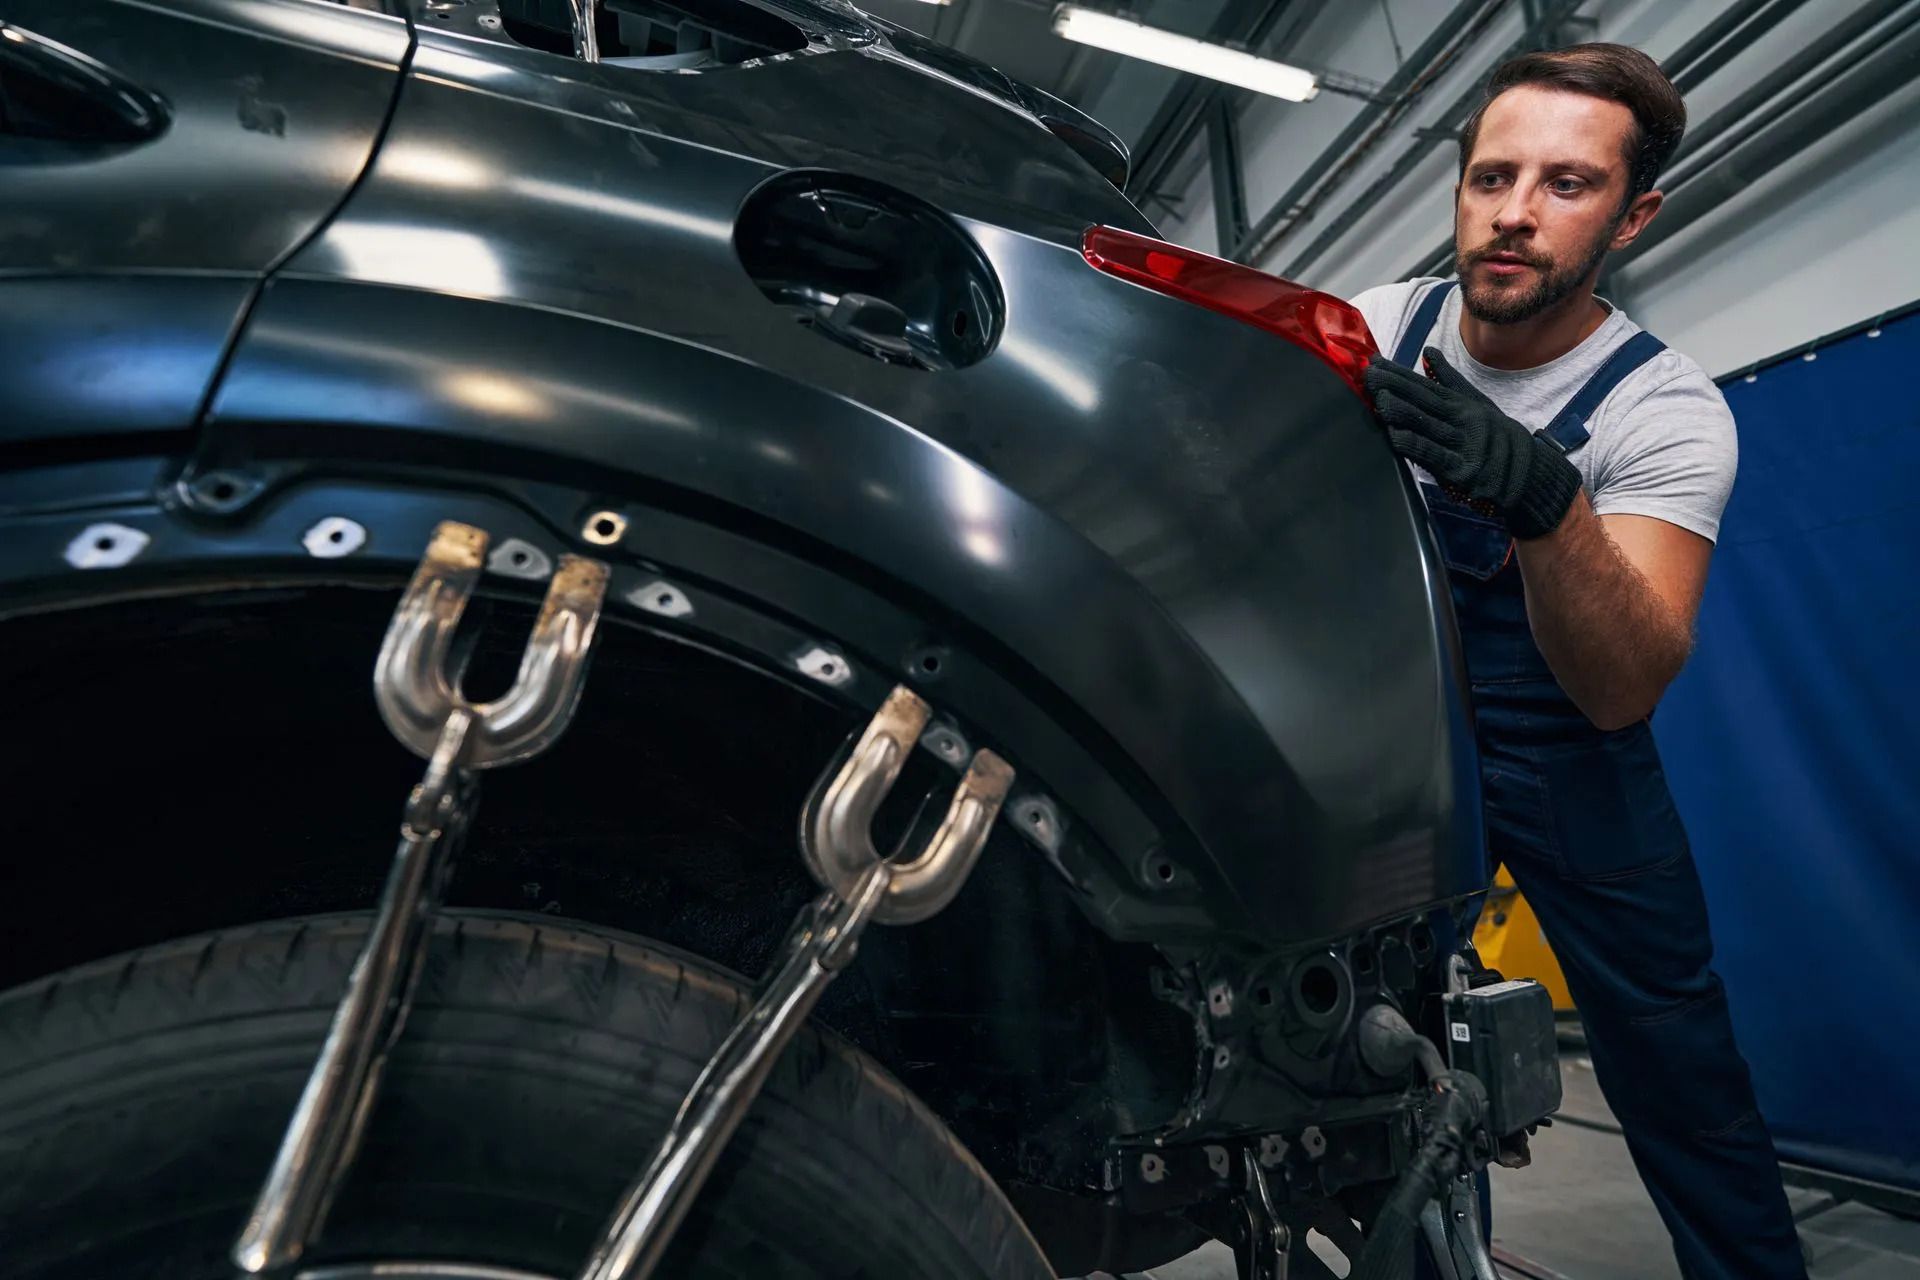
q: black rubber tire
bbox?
[0,911,1055,1280]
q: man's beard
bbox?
[1454,221,1614,324]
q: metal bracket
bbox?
[1416,947,1499,1278]
[1233,1156,1290,1280]
[1419,1172,1498,1280]
[232,522,609,1276]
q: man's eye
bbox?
[1550,178,1584,194]
[1476,174,1506,188]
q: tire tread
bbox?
[0,911,1053,1280]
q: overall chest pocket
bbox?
[1419,483,1514,581]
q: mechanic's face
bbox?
[1453,85,1660,324]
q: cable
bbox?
[1381,0,1407,66]
[1354,1071,1489,1280]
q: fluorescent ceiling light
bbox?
[1052,5,1320,102]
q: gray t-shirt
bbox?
[1351,278,1737,543]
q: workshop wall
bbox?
[1150,0,1920,377]
[1653,305,1920,1191]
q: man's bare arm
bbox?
[1514,496,1712,729]
[1364,346,1720,725]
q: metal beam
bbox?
[1208,97,1251,251]
[1275,0,1585,280]
[1125,0,1302,207]
[1053,41,1108,106]
[1226,0,1507,264]
[1398,0,1915,279]
[1667,0,1908,170]
[1613,0,1920,269]
[1780,1160,1920,1224]
[1669,0,1814,94]
[1662,0,1792,88]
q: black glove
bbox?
[1363,346,1582,540]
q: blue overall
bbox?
[1395,284,1806,1279]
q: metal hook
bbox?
[881,748,1014,923]
[374,522,609,768]
[579,690,1014,1280]
[235,524,609,1277]
[797,685,926,896]
[799,685,1015,924]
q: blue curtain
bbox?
[1653,305,1920,1190]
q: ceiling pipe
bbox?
[1669,0,1814,94]
[1226,0,1508,264]
[1126,0,1297,208]
[1661,0,1795,89]
[1208,98,1252,250]
[1397,0,1914,279]
[1613,1,1920,268]
[1666,0,1908,169]
[1274,0,1585,280]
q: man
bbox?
[1352,44,1806,1280]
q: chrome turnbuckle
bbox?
[233,522,610,1276]
[577,686,1015,1280]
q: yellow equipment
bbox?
[1472,866,1575,1013]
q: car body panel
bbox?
[0,0,407,275]
[0,0,408,447]
[188,15,1483,945]
[0,6,1502,1250]
[0,276,253,446]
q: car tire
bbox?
[0,910,1055,1280]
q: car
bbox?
[0,1,1557,1277]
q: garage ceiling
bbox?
[854,0,1237,125]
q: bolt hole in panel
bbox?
[1351,944,1376,977]
[1285,952,1354,1049]
[494,0,807,66]
[734,170,1005,371]
[1298,961,1341,1017]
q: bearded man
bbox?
[1353,43,1807,1280]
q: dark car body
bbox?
[0,0,1489,1269]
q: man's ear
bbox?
[1610,190,1663,250]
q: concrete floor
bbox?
[1486,1053,1920,1280]
[1100,1053,1920,1279]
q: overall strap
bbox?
[1393,280,1457,366]
[1541,330,1668,453]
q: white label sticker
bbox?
[1450,1022,1471,1043]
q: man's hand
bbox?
[1363,346,1582,539]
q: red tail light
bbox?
[1080,225,1377,400]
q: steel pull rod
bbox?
[577,692,1014,1280]
[232,714,477,1274]
[233,523,608,1276]
[568,0,599,62]
[575,864,890,1280]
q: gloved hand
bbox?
[1363,346,1582,540]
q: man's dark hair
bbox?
[1458,43,1686,204]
